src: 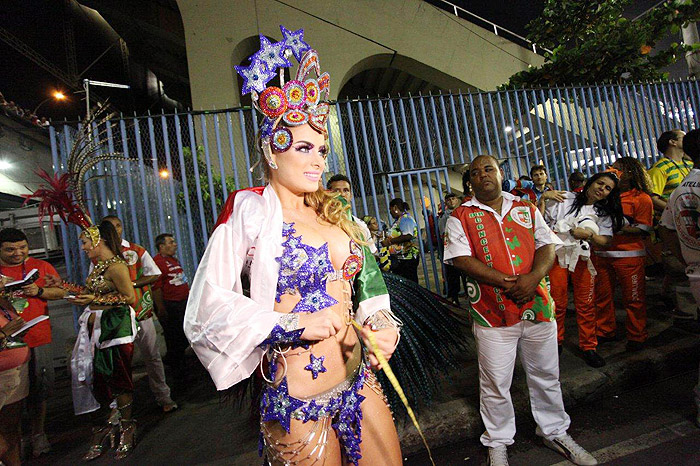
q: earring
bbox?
[261,142,278,170]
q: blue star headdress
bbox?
[234,26,331,171]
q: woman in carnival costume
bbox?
[184,27,403,465]
[25,108,139,461]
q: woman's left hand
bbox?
[360,326,399,371]
[67,294,95,306]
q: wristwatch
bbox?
[36,287,45,297]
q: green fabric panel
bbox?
[98,306,133,344]
[353,244,389,307]
[94,346,117,377]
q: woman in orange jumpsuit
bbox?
[544,171,624,368]
[593,158,654,351]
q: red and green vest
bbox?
[452,200,555,327]
[121,242,154,321]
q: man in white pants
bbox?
[443,155,597,466]
[103,216,177,413]
[659,129,700,427]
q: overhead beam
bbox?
[0,26,77,89]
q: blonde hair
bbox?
[258,130,366,244]
[304,187,366,244]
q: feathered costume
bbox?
[25,104,138,415]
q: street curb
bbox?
[397,329,700,455]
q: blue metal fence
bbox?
[50,80,699,292]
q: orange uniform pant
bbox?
[549,260,597,350]
[593,255,647,343]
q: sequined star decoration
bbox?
[261,378,305,433]
[280,25,311,61]
[304,353,327,379]
[331,373,367,465]
[259,325,304,348]
[293,288,338,313]
[282,222,296,236]
[301,399,324,422]
[304,243,335,279]
[253,35,292,73]
[275,222,339,311]
[235,57,277,95]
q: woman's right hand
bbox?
[571,227,594,241]
[298,308,344,341]
[67,294,95,306]
[541,190,567,203]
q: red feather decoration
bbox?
[23,167,92,229]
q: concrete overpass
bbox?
[176,0,544,109]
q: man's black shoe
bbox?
[583,350,606,368]
[625,340,645,352]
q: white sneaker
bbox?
[487,445,509,466]
[544,433,597,465]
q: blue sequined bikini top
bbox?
[275,222,363,313]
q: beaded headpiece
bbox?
[235,26,330,169]
[25,104,125,248]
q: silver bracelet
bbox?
[364,309,403,350]
[278,313,299,332]
[364,309,402,331]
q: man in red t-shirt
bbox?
[152,233,190,373]
[0,228,65,458]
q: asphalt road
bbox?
[405,368,700,465]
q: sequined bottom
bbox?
[260,362,380,466]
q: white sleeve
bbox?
[659,205,676,230]
[443,216,472,263]
[140,250,161,276]
[533,208,563,249]
[597,215,614,237]
[543,199,560,228]
[184,194,281,390]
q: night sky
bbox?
[1,0,132,122]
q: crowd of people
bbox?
[0,92,50,128]
[347,130,699,464]
[0,223,190,464]
[1,26,699,466]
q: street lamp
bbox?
[83,79,130,118]
[32,91,67,114]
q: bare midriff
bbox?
[273,277,361,399]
